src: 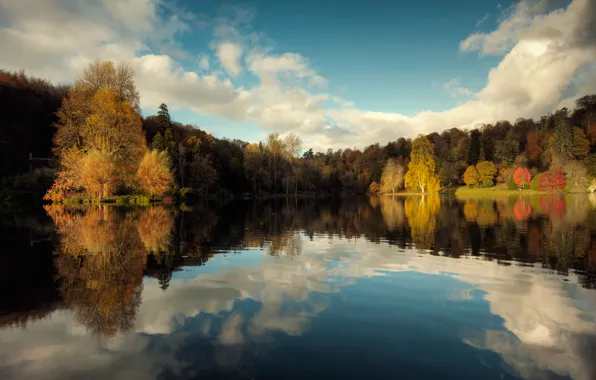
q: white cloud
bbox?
[443,78,473,97]
[1,223,595,379]
[199,55,210,71]
[215,42,243,76]
[0,0,595,152]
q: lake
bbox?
[1,194,595,380]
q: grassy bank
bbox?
[455,186,549,197]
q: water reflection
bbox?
[0,196,595,379]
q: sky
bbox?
[1,0,595,151]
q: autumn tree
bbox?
[80,151,117,199]
[380,158,404,193]
[526,130,544,162]
[405,194,440,249]
[137,150,174,197]
[47,60,147,200]
[53,60,140,153]
[405,135,440,193]
[538,170,566,191]
[513,167,531,189]
[476,161,497,188]
[463,166,479,187]
[82,87,147,186]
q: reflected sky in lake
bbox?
[1,195,596,380]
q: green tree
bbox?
[571,127,590,159]
[467,130,481,165]
[550,121,574,160]
[404,135,440,193]
[494,132,520,166]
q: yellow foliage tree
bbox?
[80,151,117,199]
[83,87,147,187]
[463,165,479,187]
[137,150,174,197]
[476,161,497,188]
[404,136,440,193]
[48,60,147,201]
[137,207,174,254]
[405,194,440,249]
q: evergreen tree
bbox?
[467,130,482,165]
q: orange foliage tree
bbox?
[137,150,174,196]
[47,60,147,201]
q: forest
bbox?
[1,59,596,205]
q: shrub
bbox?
[538,170,565,192]
[369,181,380,194]
[531,173,542,190]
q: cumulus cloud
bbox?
[1,0,595,152]
[215,42,243,76]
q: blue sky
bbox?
[1,0,593,151]
[166,0,509,140]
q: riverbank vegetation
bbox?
[1,60,596,205]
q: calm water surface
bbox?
[1,195,596,380]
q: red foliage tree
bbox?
[513,167,531,189]
[538,170,566,192]
[514,198,532,221]
[538,195,566,217]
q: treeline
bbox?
[1,60,596,203]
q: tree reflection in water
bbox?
[0,196,595,379]
[8,195,594,339]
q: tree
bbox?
[463,166,479,187]
[538,170,566,191]
[513,167,531,189]
[467,130,481,165]
[283,133,302,158]
[244,143,264,194]
[494,133,519,165]
[585,153,596,178]
[380,158,404,193]
[526,130,543,162]
[563,161,589,192]
[550,121,574,160]
[476,161,497,188]
[369,181,380,194]
[137,150,174,197]
[267,133,285,193]
[571,127,590,159]
[48,60,146,199]
[79,151,117,199]
[404,135,440,193]
[189,156,218,195]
